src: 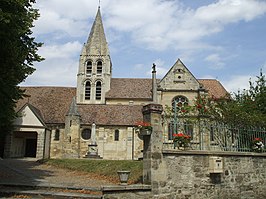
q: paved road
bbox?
[0,158,115,188]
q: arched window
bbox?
[85,81,91,100]
[96,81,102,100]
[172,96,189,113]
[81,129,91,140]
[114,129,119,141]
[97,61,102,75]
[54,129,60,141]
[86,61,92,75]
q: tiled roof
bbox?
[106,78,152,99]
[16,87,76,124]
[16,87,143,126]
[16,78,227,125]
[77,104,143,126]
[198,79,228,98]
[106,78,227,99]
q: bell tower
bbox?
[77,7,112,104]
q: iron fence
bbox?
[163,120,266,153]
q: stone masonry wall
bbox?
[153,151,266,199]
[101,104,266,199]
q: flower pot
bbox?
[117,170,130,185]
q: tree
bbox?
[0,0,43,138]
[209,70,266,128]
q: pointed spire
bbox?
[67,97,80,116]
[86,7,109,56]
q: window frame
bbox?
[86,60,92,75]
[95,81,102,100]
[96,60,103,75]
[114,129,119,141]
[81,128,92,140]
[85,81,91,100]
[54,129,60,141]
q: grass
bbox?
[45,159,143,184]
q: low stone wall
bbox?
[152,150,266,199]
[102,185,152,199]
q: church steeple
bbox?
[76,7,112,104]
[86,7,109,56]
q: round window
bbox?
[81,129,91,140]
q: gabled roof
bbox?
[16,87,76,124]
[198,79,228,98]
[158,59,201,90]
[17,87,144,126]
[15,103,46,127]
[17,78,228,126]
[106,78,153,99]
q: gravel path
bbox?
[0,158,116,188]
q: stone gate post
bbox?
[142,104,164,185]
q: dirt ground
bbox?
[0,158,116,188]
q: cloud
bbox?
[21,59,78,86]
[144,59,168,78]
[222,75,256,93]
[39,42,82,59]
[205,53,225,69]
[32,0,100,37]
[23,0,266,86]
[21,42,82,86]
[103,0,266,51]
[32,0,266,52]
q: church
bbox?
[3,7,227,159]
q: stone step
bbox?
[0,185,102,199]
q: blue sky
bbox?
[22,0,266,93]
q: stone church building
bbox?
[3,7,227,159]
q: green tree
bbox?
[209,70,266,128]
[0,0,43,137]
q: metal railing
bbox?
[163,120,266,153]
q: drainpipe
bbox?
[152,63,157,103]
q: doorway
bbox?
[25,138,37,157]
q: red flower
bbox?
[135,121,151,127]
[177,133,184,137]
[184,135,191,139]
[197,104,202,109]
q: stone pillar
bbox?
[142,104,164,185]
[88,123,98,156]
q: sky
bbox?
[21,0,266,94]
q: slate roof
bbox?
[198,79,228,98]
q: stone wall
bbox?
[151,150,266,199]
[100,103,266,199]
[49,125,143,160]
